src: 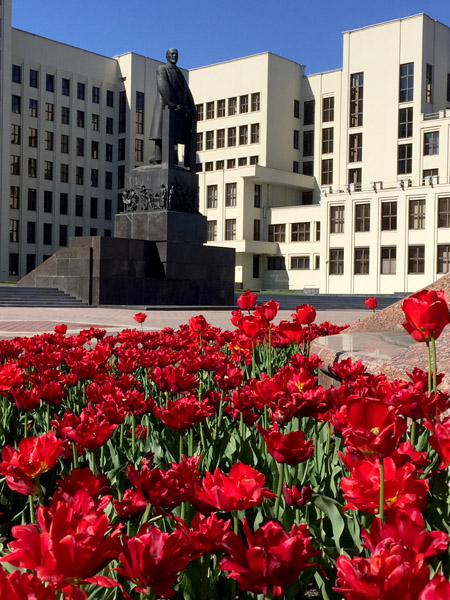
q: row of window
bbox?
[12,65,115,106]
[196,93,260,120]
[9,188,113,218]
[197,124,260,150]
[10,157,114,187]
[198,155,259,172]
[268,222,321,243]
[9,220,112,246]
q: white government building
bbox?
[2,2,450,294]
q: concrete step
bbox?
[0,287,87,307]
[236,293,408,312]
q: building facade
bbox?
[2,4,450,294]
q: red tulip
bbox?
[237,290,258,311]
[188,315,208,333]
[183,512,232,555]
[239,315,265,338]
[276,321,305,344]
[54,323,67,334]
[402,289,450,342]
[194,463,276,512]
[153,395,216,430]
[429,416,450,465]
[364,297,377,310]
[257,423,314,465]
[255,299,279,322]
[133,312,147,323]
[219,519,320,597]
[0,568,56,600]
[295,304,316,325]
[0,362,25,393]
[419,574,450,599]
[282,483,312,506]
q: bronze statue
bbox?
[149,48,197,169]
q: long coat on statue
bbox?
[149,63,196,144]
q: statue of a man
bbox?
[149,48,197,167]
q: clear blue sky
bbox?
[12,1,450,74]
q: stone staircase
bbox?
[0,286,87,307]
[236,293,408,311]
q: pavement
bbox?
[0,305,368,339]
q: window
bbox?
[206,185,217,208]
[118,139,126,161]
[196,104,203,120]
[106,117,114,135]
[45,102,54,121]
[291,256,310,270]
[302,191,313,205]
[409,198,425,229]
[28,158,37,178]
[293,161,299,173]
[228,97,237,116]
[437,245,450,274]
[240,95,248,113]
[314,255,320,270]
[217,129,225,148]
[228,127,236,147]
[303,131,314,156]
[135,139,143,161]
[44,191,53,213]
[227,159,236,169]
[250,123,259,143]
[75,227,83,237]
[10,186,19,209]
[349,133,362,162]
[330,205,344,233]
[350,72,363,127]
[11,124,20,144]
[239,125,248,145]
[291,222,310,242]
[321,159,333,185]
[60,134,69,154]
[29,69,38,88]
[196,132,203,151]
[119,91,126,133]
[11,155,20,175]
[206,101,214,119]
[91,169,99,187]
[136,91,144,134]
[381,201,397,230]
[348,168,362,191]
[90,197,98,219]
[253,255,260,278]
[75,195,83,216]
[9,219,19,242]
[315,222,321,241]
[77,110,85,128]
[60,193,68,215]
[408,245,425,273]
[92,114,99,131]
[26,254,36,274]
[423,169,439,185]
[254,184,261,208]
[398,144,412,174]
[59,225,68,247]
[399,107,413,138]
[12,95,21,114]
[399,63,414,102]
[304,100,315,125]
[322,127,334,153]
[61,106,69,125]
[62,78,70,96]
[355,203,370,232]
[253,219,260,241]
[438,197,450,228]
[250,155,259,165]
[105,171,113,189]
[77,82,85,100]
[424,131,439,155]
[12,64,21,83]
[206,130,214,150]
[268,224,286,242]
[217,99,226,117]
[205,162,213,172]
[28,189,37,211]
[238,157,247,167]
[76,166,84,185]
[294,100,300,119]
[106,90,114,107]
[354,248,370,274]
[251,93,260,111]
[29,99,38,117]
[91,140,99,159]
[268,256,286,270]
[216,160,224,170]
[44,161,53,180]
[45,131,53,151]
[303,161,313,176]
[293,130,299,150]
[105,198,112,220]
[207,220,217,241]
[46,74,54,92]
[27,221,36,244]
[101,143,111,163]
[426,64,433,104]
[92,86,100,104]
[225,182,237,207]
[225,219,236,240]
[329,249,344,274]
[76,137,84,156]
[43,223,52,246]
[322,97,334,122]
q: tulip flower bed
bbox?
[0,290,449,599]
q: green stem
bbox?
[431,335,437,393]
[274,461,285,521]
[119,423,124,449]
[72,441,79,468]
[35,476,45,506]
[265,587,274,600]
[410,421,416,448]
[426,342,432,396]
[24,411,28,438]
[201,555,209,600]
[45,403,50,431]
[179,433,184,462]
[267,327,272,377]
[29,495,36,523]
[188,427,194,457]
[100,444,105,470]
[379,458,385,523]
[251,341,256,379]
[131,413,136,456]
